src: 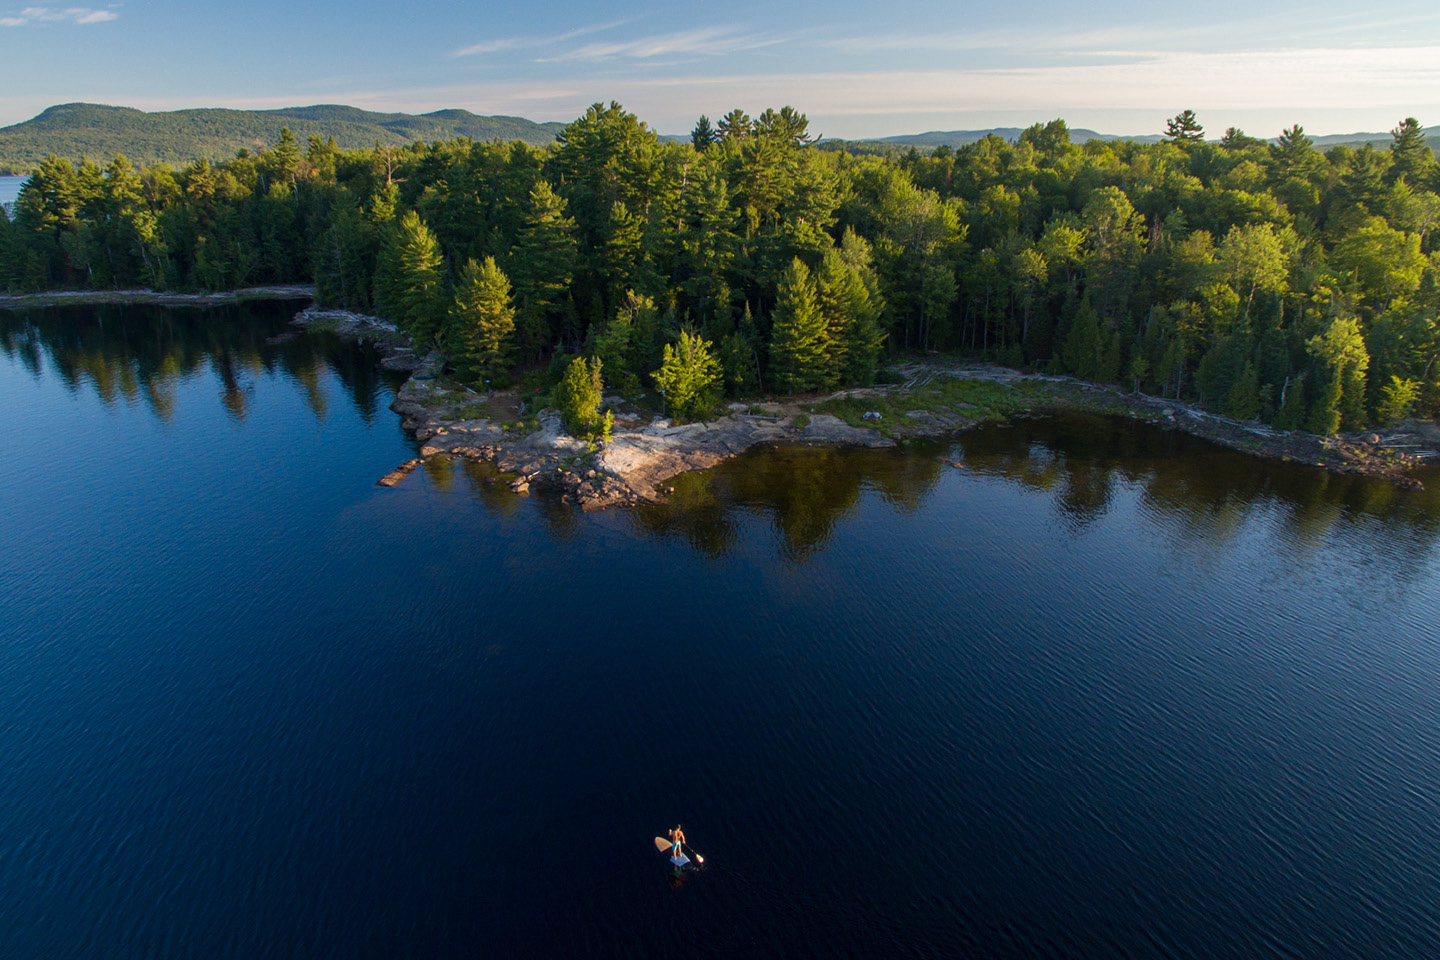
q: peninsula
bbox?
[4,102,1439,494]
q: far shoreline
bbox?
[0,285,315,310]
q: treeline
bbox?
[2,104,1439,432]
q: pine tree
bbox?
[265,127,301,193]
[717,109,751,143]
[816,251,853,388]
[1307,370,1345,435]
[1164,110,1205,143]
[1273,375,1306,430]
[447,257,515,384]
[653,330,722,421]
[816,246,886,387]
[1223,362,1261,420]
[555,355,605,438]
[1389,117,1432,184]
[510,180,577,353]
[1306,316,1370,433]
[375,210,446,344]
[691,115,717,151]
[1379,375,1421,425]
[768,258,829,392]
[312,201,372,310]
[1062,301,1106,379]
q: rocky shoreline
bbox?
[0,284,316,309]
[294,305,1437,507]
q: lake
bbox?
[0,174,25,212]
[3,302,1440,958]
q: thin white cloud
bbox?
[816,10,1440,57]
[0,5,117,26]
[541,26,785,63]
[396,45,1440,120]
[451,19,629,59]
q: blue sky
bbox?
[2,0,1440,137]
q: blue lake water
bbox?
[0,174,25,211]
[3,302,1440,957]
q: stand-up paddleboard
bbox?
[655,835,692,868]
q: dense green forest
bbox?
[3,103,1439,433]
[0,103,564,173]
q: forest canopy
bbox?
[3,105,1439,433]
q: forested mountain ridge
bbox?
[3,105,1440,438]
[826,128,1440,153]
[0,103,566,173]
[871,127,1148,147]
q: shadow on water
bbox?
[956,413,1440,552]
[0,301,407,424]
[628,412,1440,563]
[630,442,945,561]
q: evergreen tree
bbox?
[590,313,633,391]
[768,258,829,392]
[1272,124,1314,176]
[1273,375,1306,430]
[1223,362,1261,420]
[691,115,718,151]
[375,210,446,343]
[1062,301,1107,380]
[1164,110,1205,143]
[510,180,578,353]
[1388,117,1432,184]
[447,257,515,384]
[555,355,605,438]
[312,200,373,310]
[1306,317,1370,433]
[653,330,722,421]
[816,246,886,386]
[719,328,758,396]
[265,127,301,194]
[717,109,751,142]
[1197,336,1250,411]
[1378,375,1421,425]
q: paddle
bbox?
[654,834,705,865]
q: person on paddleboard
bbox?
[669,825,686,856]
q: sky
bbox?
[2,0,1440,138]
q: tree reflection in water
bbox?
[0,301,404,425]
[9,304,1434,567]
[630,444,944,562]
[628,413,1440,564]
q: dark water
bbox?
[3,304,1440,958]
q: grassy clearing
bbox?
[813,377,1029,433]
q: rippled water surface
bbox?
[3,304,1440,958]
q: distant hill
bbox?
[821,126,1440,153]
[872,127,1164,147]
[0,103,567,173]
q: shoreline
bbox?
[292,307,1437,507]
[0,284,315,309]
